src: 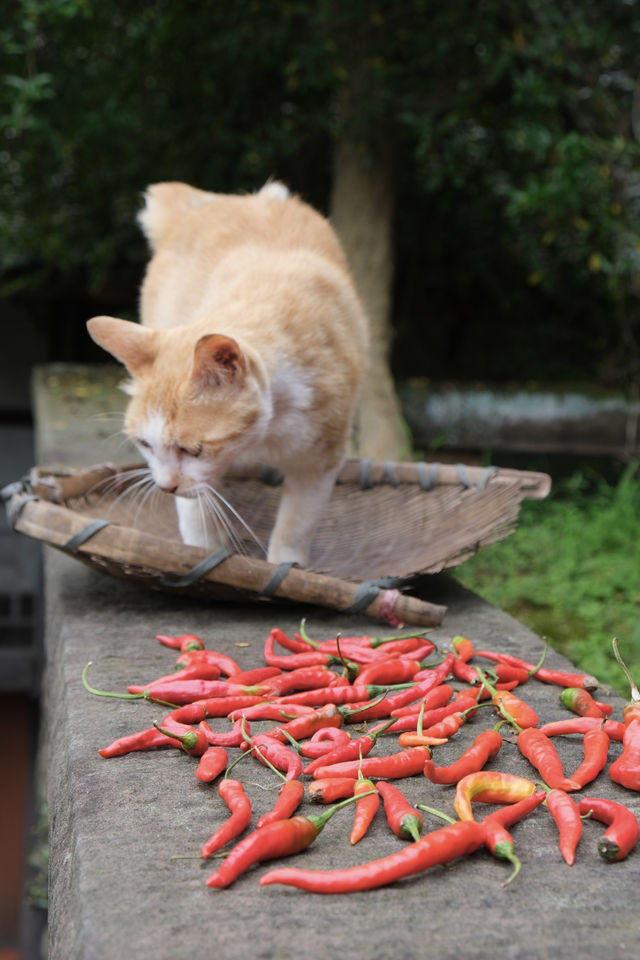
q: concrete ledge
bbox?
[34,365,640,960]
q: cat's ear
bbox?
[87,316,158,375]
[190,334,246,389]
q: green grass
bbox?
[452,461,640,696]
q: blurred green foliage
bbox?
[2,0,640,383]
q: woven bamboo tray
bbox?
[3,458,550,628]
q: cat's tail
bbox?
[137,182,214,250]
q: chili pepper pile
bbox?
[84,625,640,893]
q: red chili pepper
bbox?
[259,819,486,893]
[303,717,396,775]
[539,717,625,740]
[545,788,582,865]
[256,779,305,829]
[356,657,424,687]
[198,718,248,748]
[270,682,392,708]
[206,791,373,888]
[475,649,599,690]
[227,702,315,721]
[126,679,267,704]
[156,632,205,653]
[312,746,433,781]
[174,648,242,676]
[424,729,503,784]
[479,673,539,729]
[201,778,252,858]
[480,790,546,885]
[492,662,531,686]
[376,781,423,841]
[454,771,537,821]
[608,638,640,791]
[567,728,610,789]
[264,628,352,671]
[308,778,357,803]
[249,735,303,780]
[344,657,456,723]
[195,746,229,783]
[452,635,474,662]
[350,776,379,844]
[97,725,179,758]
[266,703,343,745]
[300,727,351,759]
[226,666,282,686]
[578,796,640,862]
[152,720,210,756]
[398,699,479,746]
[517,727,580,791]
[560,686,613,718]
[127,662,223,692]
[390,683,454,718]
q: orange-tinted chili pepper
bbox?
[578,796,640,862]
[308,777,357,803]
[201,778,252,858]
[256,779,305,829]
[377,781,423,841]
[398,700,478,746]
[567,727,610,789]
[454,771,536,821]
[312,746,434,780]
[206,792,373,888]
[545,788,582,865]
[303,717,396,775]
[156,632,205,653]
[479,673,539,729]
[388,694,477,733]
[560,686,613,718]
[517,727,580,791]
[424,728,503,784]
[350,777,379,844]
[539,717,625,740]
[259,819,486,893]
[195,746,228,783]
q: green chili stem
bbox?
[527,639,549,678]
[298,619,320,649]
[417,804,456,824]
[153,721,198,750]
[81,663,179,709]
[306,790,377,831]
[612,637,640,701]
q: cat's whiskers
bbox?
[199,483,265,557]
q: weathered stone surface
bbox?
[35,365,640,960]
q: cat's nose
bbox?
[158,483,178,494]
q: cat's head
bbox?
[87,316,265,495]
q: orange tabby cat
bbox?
[87,181,369,565]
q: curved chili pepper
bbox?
[308,777,357,803]
[249,735,303,780]
[256,779,305,829]
[350,776,379,844]
[578,796,640,862]
[249,666,334,697]
[198,718,248,748]
[312,745,434,781]
[424,728,503,784]
[567,727,610,788]
[560,686,613,718]
[517,727,580,791]
[481,790,546,885]
[346,657,457,722]
[454,771,536,821]
[300,727,351,759]
[376,781,423,841]
[201,778,252,858]
[266,703,343,745]
[303,717,396,775]
[260,819,486,893]
[152,720,210,756]
[156,632,205,653]
[195,746,229,783]
[545,788,582,865]
[226,666,282,686]
[206,791,373,888]
[608,638,640,791]
[539,717,625,740]
[174,648,242,676]
[264,628,354,671]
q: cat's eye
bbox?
[178,444,202,458]
[135,438,151,450]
